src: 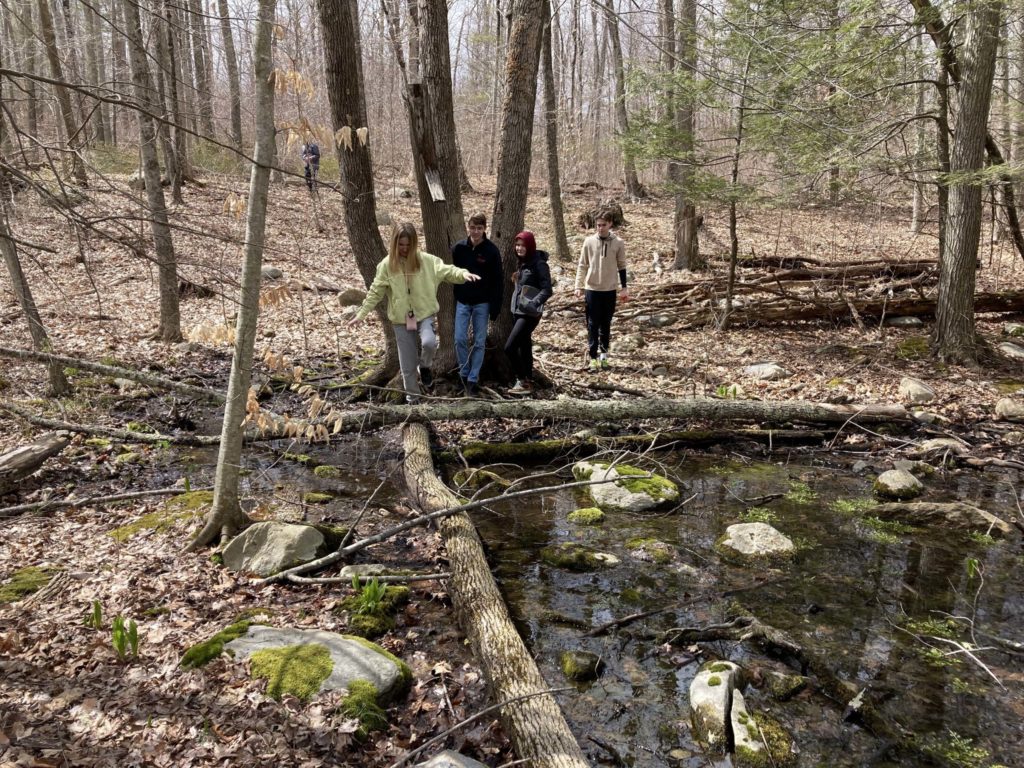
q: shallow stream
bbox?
[468,454,1024,767]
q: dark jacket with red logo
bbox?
[452,236,504,320]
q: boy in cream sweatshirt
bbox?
[575,211,628,370]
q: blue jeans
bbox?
[454,302,489,383]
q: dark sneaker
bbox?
[508,379,533,395]
[419,366,434,390]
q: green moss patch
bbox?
[109,490,213,542]
[250,643,333,702]
[830,497,877,515]
[612,464,678,500]
[624,537,675,564]
[0,566,60,605]
[567,507,605,525]
[283,452,314,465]
[540,542,616,572]
[302,492,334,505]
[994,379,1024,395]
[181,619,261,668]
[452,467,512,488]
[784,481,816,505]
[734,713,795,768]
[339,586,410,640]
[740,506,777,523]
[313,465,343,479]
[341,679,389,739]
[896,336,929,360]
[559,650,604,681]
[343,635,413,697]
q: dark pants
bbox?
[504,314,540,381]
[585,289,617,359]
[305,163,318,190]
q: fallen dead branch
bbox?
[0,486,214,519]
[0,432,70,494]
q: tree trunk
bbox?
[0,207,70,395]
[123,0,182,342]
[541,0,571,262]
[188,0,216,137]
[934,0,1002,364]
[719,49,751,332]
[216,0,244,149]
[83,0,110,144]
[315,0,397,379]
[910,34,926,235]
[491,0,545,354]
[602,0,643,200]
[671,0,702,270]
[154,1,183,202]
[402,423,591,768]
[109,0,128,145]
[36,0,88,185]
[277,397,912,436]
[190,0,278,550]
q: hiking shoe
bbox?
[465,381,479,397]
[588,358,601,372]
[600,355,610,369]
[419,366,434,390]
[508,379,533,395]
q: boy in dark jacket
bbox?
[302,142,320,191]
[504,230,552,395]
[452,213,504,395]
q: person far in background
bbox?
[349,222,480,403]
[451,212,503,397]
[504,231,553,396]
[301,140,320,191]
[575,209,629,371]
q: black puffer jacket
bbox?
[511,250,552,317]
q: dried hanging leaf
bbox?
[356,127,368,146]
[336,126,352,151]
[274,23,286,39]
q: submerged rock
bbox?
[572,461,679,512]
[873,469,923,501]
[540,542,619,571]
[998,342,1024,360]
[222,521,331,577]
[689,661,741,753]
[1005,322,1024,338]
[884,316,924,327]
[717,523,794,561]
[560,650,605,682]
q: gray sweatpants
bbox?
[393,315,437,399]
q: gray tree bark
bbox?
[0,207,70,395]
[602,0,643,200]
[491,0,545,352]
[935,0,1002,364]
[671,0,702,270]
[316,0,398,384]
[191,0,278,550]
[188,0,216,137]
[217,0,244,149]
[123,0,182,342]
[83,0,111,144]
[541,0,570,262]
[36,0,88,185]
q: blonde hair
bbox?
[388,222,421,273]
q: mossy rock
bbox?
[567,507,605,525]
[540,542,619,572]
[559,650,605,682]
[611,464,678,500]
[250,642,333,702]
[283,452,314,465]
[341,679,389,740]
[114,451,141,465]
[303,492,334,505]
[125,421,157,434]
[764,671,809,701]
[85,438,112,449]
[312,465,344,479]
[109,490,214,542]
[734,712,796,768]
[180,619,265,668]
[347,613,396,639]
[994,379,1024,395]
[0,566,60,605]
[624,537,675,564]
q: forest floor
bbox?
[1,172,1023,766]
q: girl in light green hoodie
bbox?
[349,222,479,401]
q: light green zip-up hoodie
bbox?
[355,251,470,324]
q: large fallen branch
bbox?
[402,423,590,768]
[0,431,69,494]
[0,345,224,403]
[0,402,222,445]
[677,290,1024,328]
[258,397,911,437]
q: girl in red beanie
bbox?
[505,231,552,394]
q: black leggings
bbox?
[585,289,617,358]
[504,314,541,381]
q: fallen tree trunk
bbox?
[678,290,1024,328]
[437,428,829,464]
[0,345,224,403]
[0,431,70,494]
[402,423,590,768]
[259,397,911,438]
